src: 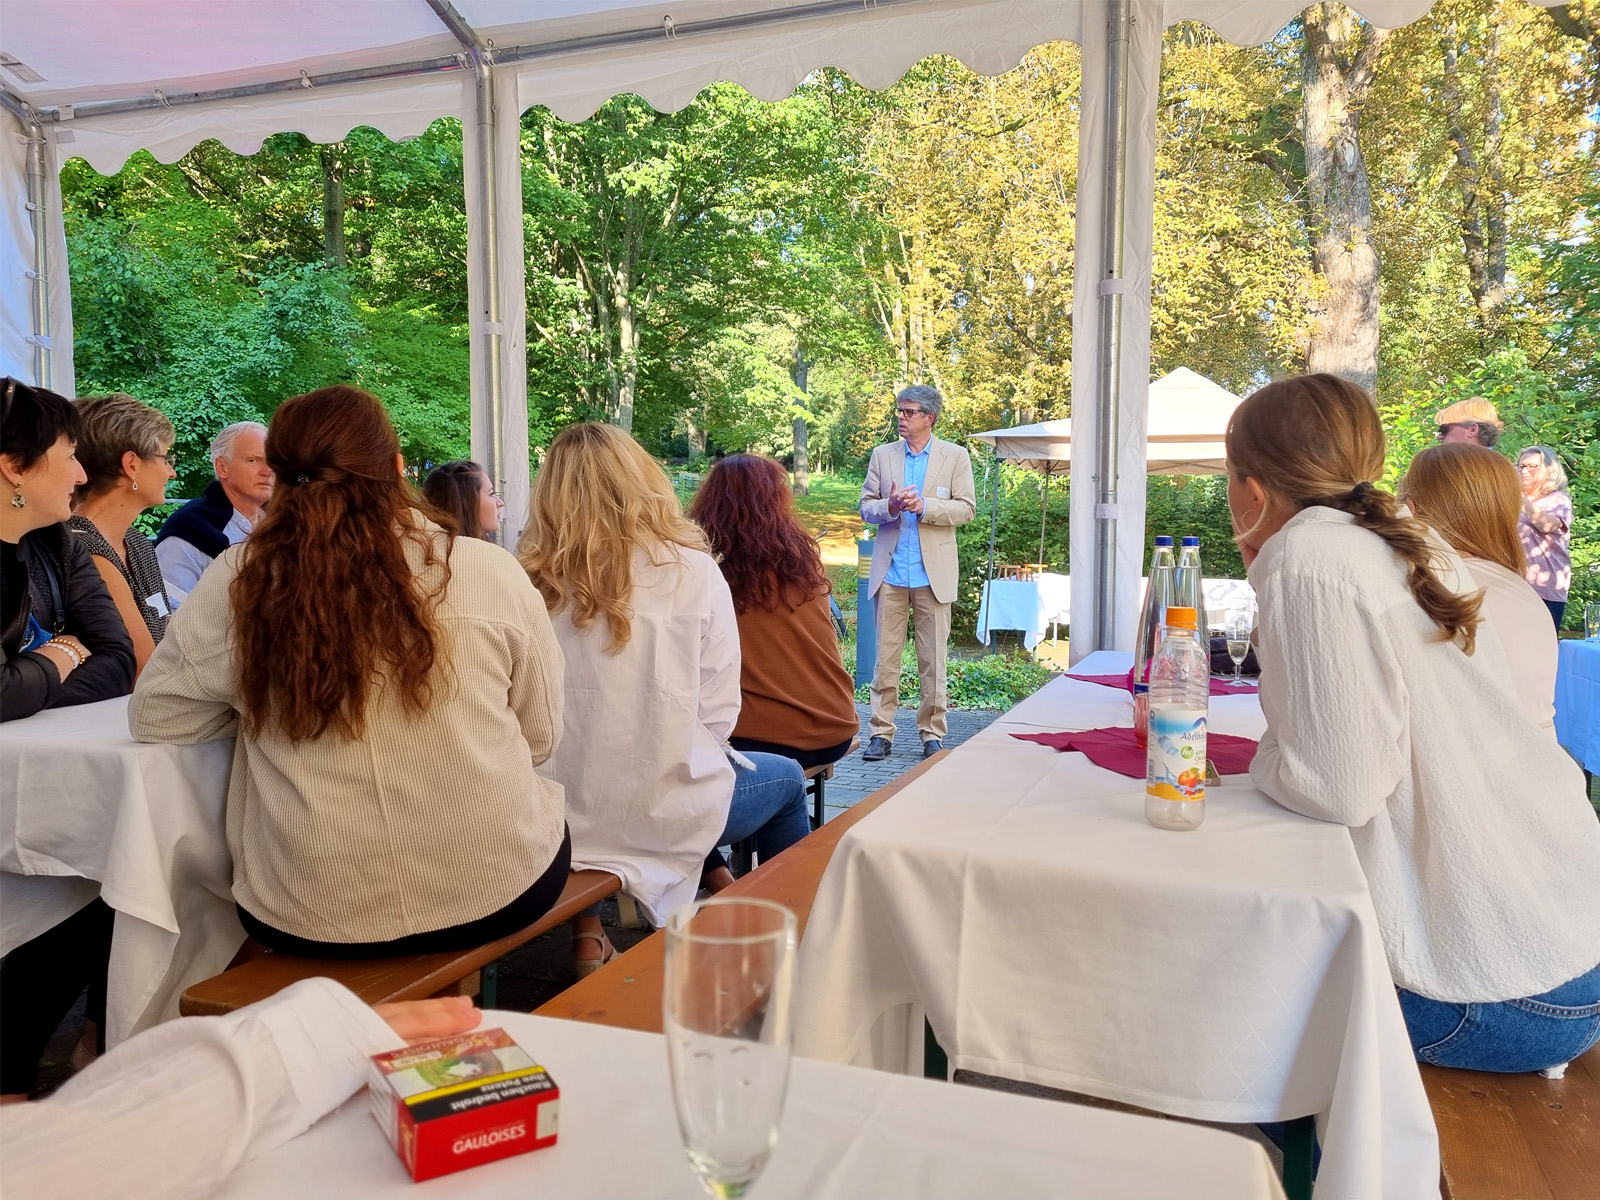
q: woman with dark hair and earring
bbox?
[1,377,135,1102]
[1227,373,1600,1076]
[131,386,570,957]
[422,459,504,542]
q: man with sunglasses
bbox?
[1434,398,1503,448]
[859,386,976,761]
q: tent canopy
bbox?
[2,0,1548,660]
[971,368,1242,475]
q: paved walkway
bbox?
[824,703,1001,816]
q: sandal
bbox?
[572,930,619,980]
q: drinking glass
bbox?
[1225,609,1253,683]
[1585,602,1600,641]
[664,898,798,1198]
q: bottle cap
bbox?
[1153,535,1174,546]
[1164,606,1198,629]
[1181,536,1200,546]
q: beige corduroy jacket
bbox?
[129,519,567,944]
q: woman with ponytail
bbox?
[1228,373,1600,1075]
[131,386,570,955]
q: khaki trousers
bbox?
[870,582,951,743]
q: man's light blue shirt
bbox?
[885,440,931,590]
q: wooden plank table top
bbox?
[534,751,949,1033]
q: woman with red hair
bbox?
[689,455,857,772]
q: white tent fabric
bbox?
[0,0,1557,650]
[971,367,1242,474]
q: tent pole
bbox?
[1093,0,1131,651]
[1038,468,1049,568]
[430,1,507,545]
[21,104,51,389]
[986,451,999,584]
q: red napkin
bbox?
[1066,672,1259,698]
[1012,726,1259,778]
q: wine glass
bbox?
[1225,608,1253,683]
[664,898,798,1198]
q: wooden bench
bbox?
[536,750,947,1032]
[179,869,621,1016]
[1422,1046,1600,1200]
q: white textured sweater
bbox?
[1248,507,1600,1003]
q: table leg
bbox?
[923,1018,949,1081]
[1282,1115,1315,1200]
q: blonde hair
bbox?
[518,423,708,652]
[1227,374,1482,653]
[1400,443,1526,576]
[73,392,176,501]
[1517,445,1569,499]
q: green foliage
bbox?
[852,644,1057,711]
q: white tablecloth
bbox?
[976,573,1071,649]
[1555,638,1599,774]
[0,697,243,1044]
[793,651,1439,1200]
[215,1012,1285,1200]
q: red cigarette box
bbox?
[368,1028,559,1182]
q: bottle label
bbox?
[1146,707,1207,802]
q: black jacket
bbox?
[1,524,137,722]
[155,479,235,560]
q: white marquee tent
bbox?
[0,0,1556,660]
[972,366,1242,475]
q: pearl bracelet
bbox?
[45,638,85,668]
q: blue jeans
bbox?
[1399,962,1600,1073]
[717,751,811,864]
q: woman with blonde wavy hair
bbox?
[1401,442,1555,731]
[520,424,809,972]
[1227,373,1600,1076]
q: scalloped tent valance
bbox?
[0,0,1558,659]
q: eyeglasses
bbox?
[1435,423,1471,440]
[896,408,925,419]
[147,450,179,468]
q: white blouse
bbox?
[1248,507,1600,1003]
[1462,556,1557,731]
[0,978,404,1200]
[538,545,741,925]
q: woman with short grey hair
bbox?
[69,392,177,671]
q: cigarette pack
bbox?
[368,1028,559,1182]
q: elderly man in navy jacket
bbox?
[155,421,273,608]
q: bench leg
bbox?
[480,961,499,1009]
[923,1018,949,1081]
[810,774,825,830]
[729,837,756,877]
[1281,1115,1315,1200]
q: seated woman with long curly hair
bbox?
[688,455,857,768]
[131,386,570,957]
[519,424,810,972]
[1228,373,1600,1074]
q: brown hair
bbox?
[1400,443,1526,576]
[230,386,451,742]
[422,460,489,540]
[688,455,828,613]
[73,392,176,502]
[1226,373,1482,653]
[518,423,707,652]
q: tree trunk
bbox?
[1439,17,1508,340]
[792,340,811,496]
[1301,4,1388,394]
[319,143,346,268]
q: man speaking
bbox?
[859,385,975,761]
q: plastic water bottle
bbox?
[1175,536,1209,643]
[1145,605,1208,831]
[1132,537,1177,748]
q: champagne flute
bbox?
[1225,609,1253,683]
[664,898,798,1198]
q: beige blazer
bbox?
[859,436,976,604]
